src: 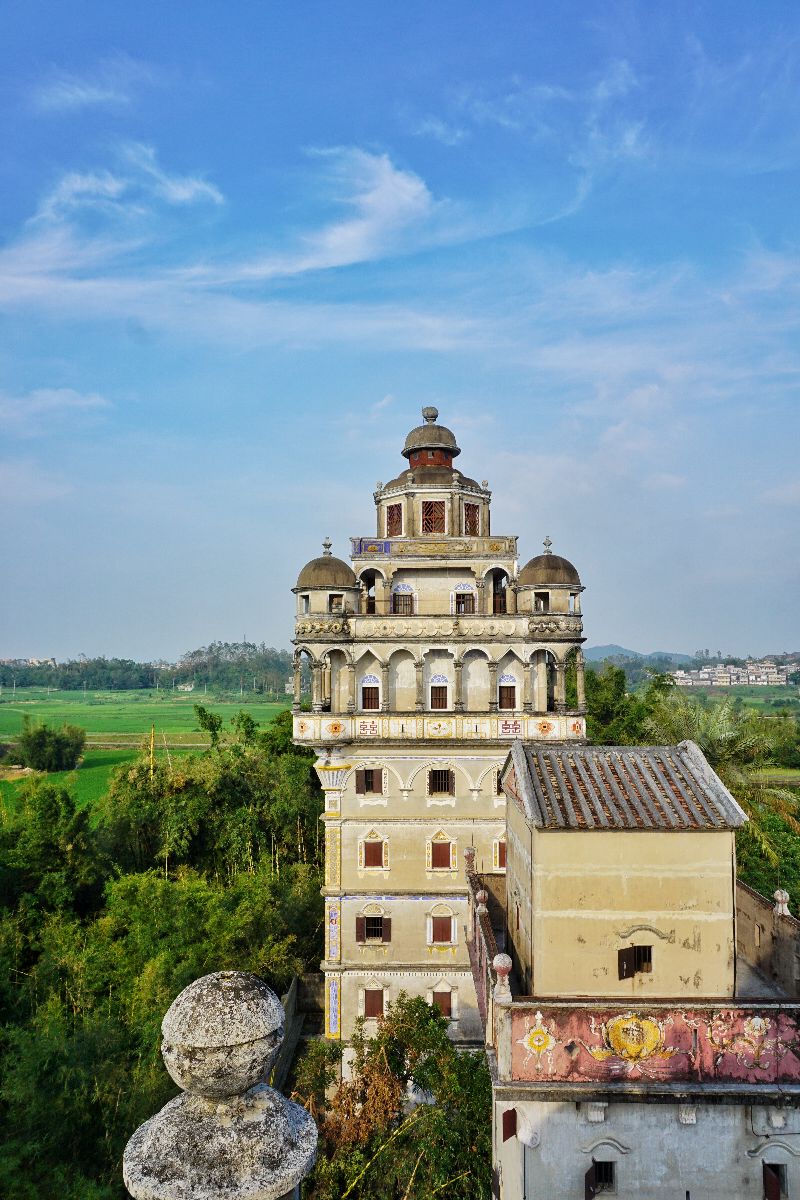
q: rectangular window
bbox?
[502,1109,517,1142]
[364,840,384,868]
[764,1163,787,1200]
[755,923,762,948]
[497,771,505,796]
[422,500,446,533]
[431,840,452,869]
[618,945,652,979]
[432,915,453,943]
[594,1161,615,1193]
[464,502,480,536]
[499,685,516,710]
[429,769,454,795]
[455,592,475,614]
[386,503,403,536]
[432,990,452,1017]
[430,685,448,710]
[301,594,309,614]
[329,594,344,613]
[498,840,507,868]
[365,915,384,939]
[364,989,384,1018]
[391,592,414,615]
[356,768,383,795]
[492,590,506,615]
[534,591,549,613]
[362,686,379,710]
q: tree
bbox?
[644,692,800,863]
[16,719,86,772]
[298,994,492,1200]
[193,704,223,748]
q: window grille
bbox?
[364,989,384,1018]
[365,915,384,939]
[464,502,480,535]
[391,592,414,615]
[361,686,379,710]
[429,769,454,795]
[386,503,402,536]
[431,685,448,710]
[422,500,445,533]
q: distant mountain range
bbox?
[584,644,694,664]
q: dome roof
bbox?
[402,406,461,459]
[296,539,357,589]
[519,549,581,587]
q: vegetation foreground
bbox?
[0,672,798,1198]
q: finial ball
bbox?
[422,406,439,424]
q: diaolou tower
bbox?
[291,407,588,1048]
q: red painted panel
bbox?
[509,1005,800,1084]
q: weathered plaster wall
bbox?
[737,880,800,997]
[495,1099,800,1200]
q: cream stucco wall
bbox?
[506,795,736,999]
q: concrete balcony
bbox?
[293,711,587,745]
[350,534,518,560]
[294,612,584,642]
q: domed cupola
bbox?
[519,537,581,587]
[295,538,357,589]
[402,407,461,470]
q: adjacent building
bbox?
[291,407,588,1051]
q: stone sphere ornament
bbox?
[123,972,317,1200]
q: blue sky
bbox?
[1,1,799,661]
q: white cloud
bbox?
[411,116,468,146]
[0,388,111,437]
[0,459,73,503]
[30,54,158,113]
[34,170,129,222]
[121,143,224,206]
[762,480,800,506]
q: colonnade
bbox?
[293,650,586,715]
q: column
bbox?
[415,658,425,711]
[535,654,548,712]
[576,654,586,711]
[379,579,391,615]
[346,663,356,714]
[453,658,464,712]
[507,583,518,615]
[311,662,323,713]
[488,661,498,712]
[476,580,486,615]
[523,661,533,713]
[380,662,390,712]
[555,661,567,713]
[323,664,332,710]
[292,663,302,711]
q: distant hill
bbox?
[584,644,694,664]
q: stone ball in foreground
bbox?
[161,972,286,1099]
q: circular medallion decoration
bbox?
[537,720,554,735]
[326,721,345,736]
[296,720,309,734]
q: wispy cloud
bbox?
[121,143,224,206]
[34,170,129,223]
[30,53,158,113]
[0,388,111,438]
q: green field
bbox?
[0,689,289,745]
[686,684,800,711]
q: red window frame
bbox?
[364,840,384,868]
[364,989,384,1018]
[431,841,452,869]
[432,916,453,944]
[361,686,379,710]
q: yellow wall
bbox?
[506,796,735,999]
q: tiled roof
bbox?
[505,740,747,831]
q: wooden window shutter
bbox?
[584,1162,597,1200]
[355,770,365,794]
[502,1108,516,1141]
[499,840,506,868]
[618,946,636,980]
[355,916,366,943]
[764,1164,781,1200]
[382,917,392,943]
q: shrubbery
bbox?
[16,718,86,771]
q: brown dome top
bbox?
[402,406,461,459]
[296,539,357,589]
[519,552,581,587]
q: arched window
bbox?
[430,673,449,710]
[361,673,380,710]
[427,903,456,946]
[498,672,517,710]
